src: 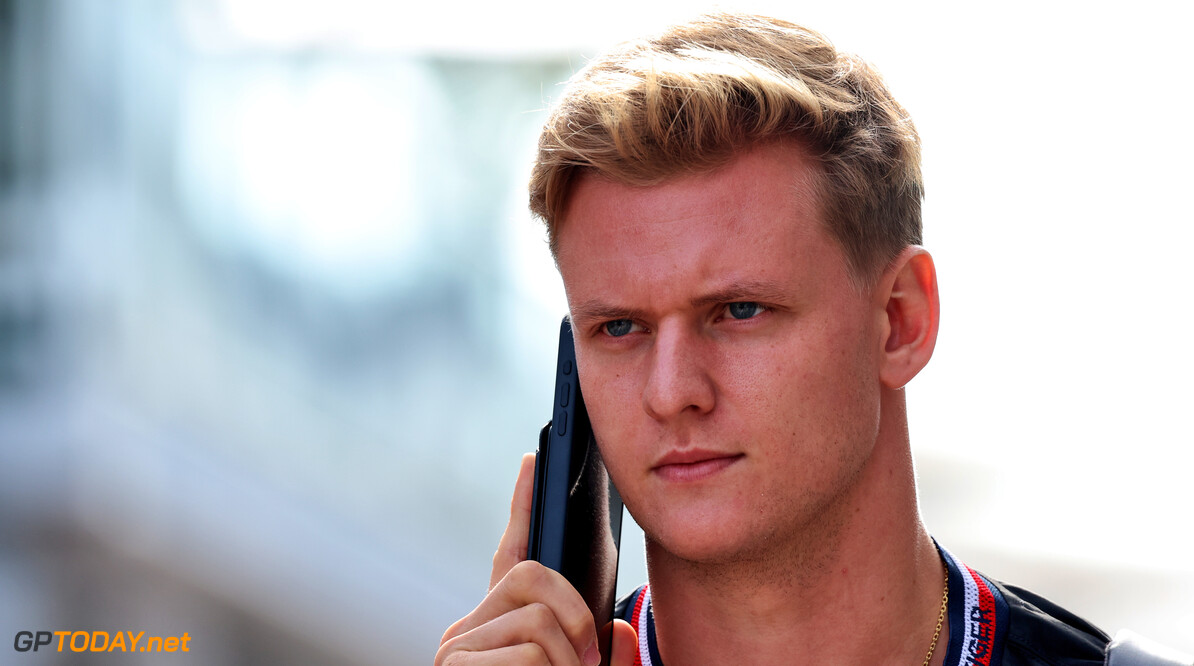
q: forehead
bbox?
[554,142,846,308]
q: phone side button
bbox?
[558,382,570,407]
[555,411,568,436]
[563,359,573,375]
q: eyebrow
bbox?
[571,279,790,325]
[689,280,790,309]
[569,301,645,328]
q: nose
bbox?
[642,323,716,421]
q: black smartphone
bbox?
[527,316,623,664]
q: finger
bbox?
[464,644,549,665]
[435,642,550,666]
[490,452,537,590]
[446,560,598,659]
[440,602,583,666]
[477,649,546,666]
[609,619,638,666]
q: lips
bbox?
[652,449,744,482]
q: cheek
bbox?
[740,322,880,452]
[577,362,640,469]
[804,329,882,452]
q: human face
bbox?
[554,142,887,564]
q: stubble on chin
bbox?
[642,439,872,593]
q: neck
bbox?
[644,389,947,666]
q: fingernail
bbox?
[583,640,601,666]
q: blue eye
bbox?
[604,319,634,337]
[727,302,764,320]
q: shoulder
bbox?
[993,579,1109,666]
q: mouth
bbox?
[652,450,744,483]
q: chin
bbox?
[644,519,757,566]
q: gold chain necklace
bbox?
[921,564,949,666]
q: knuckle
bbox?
[518,642,550,664]
[506,559,548,592]
[524,601,556,631]
[510,558,543,577]
[439,617,467,647]
[432,645,455,666]
[436,622,486,665]
[563,612,596,643]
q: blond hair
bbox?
[529,13,923,282]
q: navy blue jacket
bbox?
[615,545,1109,665]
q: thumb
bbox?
[489,452,537,590]
[610,619,638,666]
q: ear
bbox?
[877,246,940,389]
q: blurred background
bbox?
[0,0,1189,663]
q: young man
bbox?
[437,13,1111,666]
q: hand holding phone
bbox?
[435,317,635,666]
[437,454,609,665]
[527,317,624,652]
